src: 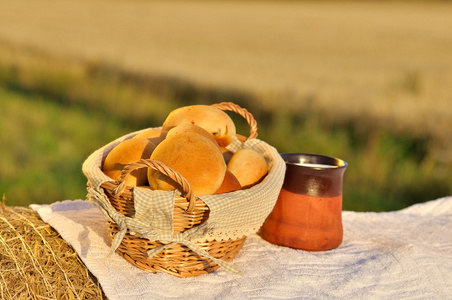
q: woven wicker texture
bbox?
[82,103,286,277]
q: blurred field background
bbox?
[1,0,452,211]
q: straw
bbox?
[0,197,106,300]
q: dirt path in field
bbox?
[1,0,452,152]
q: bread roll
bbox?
[236,134,247,143]
[166,124,219,148]
[162,105,236,147]
[132,128,167,145]
[102,138,156,187]
[214,170,242,194]
[148,132,226,195]
[227,148,268,188]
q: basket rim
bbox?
[81,102,287,276]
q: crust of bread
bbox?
[148,132,226,195]
[214,170,242,194]
[227,148,268,188]
[132,128,167,145]
[103,138,156,187]
[162,105,236,147]
[166,124,220,148]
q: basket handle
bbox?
[114,159,196,213]
[211,102,258,141]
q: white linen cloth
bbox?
[31,197,452,300]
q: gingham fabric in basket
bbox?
[81,127,286,273]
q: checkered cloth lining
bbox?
[82,127,286,274]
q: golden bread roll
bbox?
[162,105,236,147]
[132,128,167,145]
[214,170,242,194]
[102,138,156,187]
[227,148,268,188]
[236,134,247,143]
[148,132,226,195]
[166,124,219,148]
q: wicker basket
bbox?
[83,102,285,278]
[103,160,247,278]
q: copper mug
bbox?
[260,153,347,251]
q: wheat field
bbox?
[1,0,452,155]
[1,0,452,210]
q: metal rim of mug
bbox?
[280,152,348,169]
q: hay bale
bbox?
[0,200,106,299]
